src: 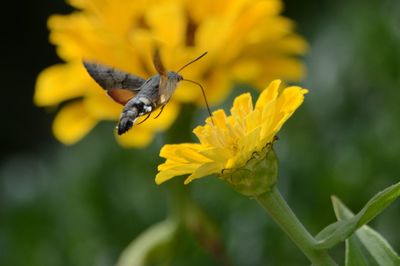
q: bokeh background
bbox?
[1,0,400,265]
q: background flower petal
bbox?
[52,101,98,145]
[145,2,185,48]
[37,0,307,148]
[34,63,92,106]
[115,127,154,148]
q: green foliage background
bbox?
[1,0,399,265]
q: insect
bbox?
[83,49,211,135]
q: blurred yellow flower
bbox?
[156,80,307,185]
[35,0,307,147]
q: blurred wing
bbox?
[106,89,137,105]
[83,61,146,105]
[158,76,171,104]
[152,48,172,103]
[153,48,166,76]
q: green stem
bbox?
[256,186,337,266]
[164,104,196,222]
[166,178,190,222]
[166,179,231,266]
[164,104,230,265]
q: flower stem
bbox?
[256,186,337,266]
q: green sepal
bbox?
[221,145,278,197]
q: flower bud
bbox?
[220,145,278,197]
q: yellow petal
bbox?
[161,144,211,165]
[48,14,97,61]
[67,0,94,10]
[267,86,307,136]
[52,101,97,145]
[115,126,154,148]
[255,57,306,87]
[160,143,203,160]
[127,31,157,77]
[198,147,232,163]
[230,1,281,43]
[275,86,307,115]
[202,70,232,105]
[274,35,308,55]
[196,18,230,55]
[158,161,200,173]
[231,60,262,82]
[183,0,219,24]
[156,161,200,184]
[255,79,281,109]
[173,80,201,103]
[244,108,261,133]
[211,109,229,129]
[184,162,221,184]
[83,91,122,120]
[34,63,91,106]
[237,126,262,164]
[230,93,253,120]
[145,2,185,48]
[174,69,231,106]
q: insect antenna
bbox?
[182,79,214,124]
[177,52,208,73]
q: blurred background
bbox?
[1,0,400,265]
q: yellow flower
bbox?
[156,80,308,191]
[35,0,307,147]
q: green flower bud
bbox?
[220,145,278,197]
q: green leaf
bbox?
[314,219,358,249]
[117,219,178,266]
[345,237,370,266]
[314,181,400,250]
[333,196,400,266]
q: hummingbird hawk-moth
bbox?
[83,49,210,135]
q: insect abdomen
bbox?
[117,96,154,135]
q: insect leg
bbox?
[136,112,152,125]
[153,105,166,119]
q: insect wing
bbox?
[83,61,146,105]
[152,48,167,76]
[152,48,174,105]
[106,89,136,105]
